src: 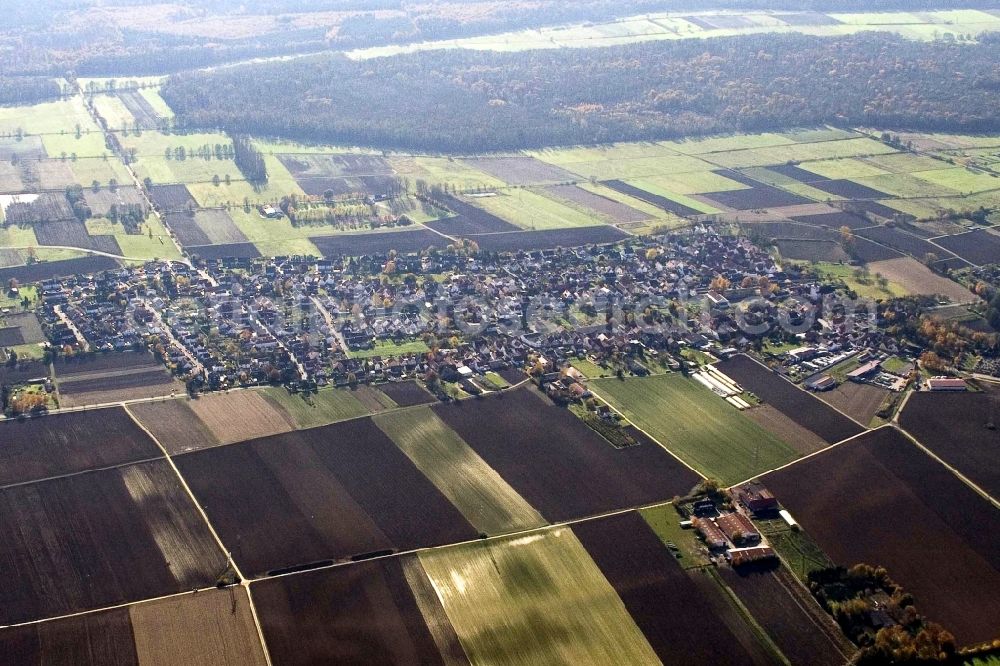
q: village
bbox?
[2,227,980,404]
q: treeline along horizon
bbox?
[162,32,1000,153]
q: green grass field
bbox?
[704,137,896,169]
[640,504,710,569]
[912,167,1000,195]
[374,408,546,535]
[261,386,369,429]
[591,374,797,485]
[347,338,430,359]
[473,189,607,230]
[663,132,797,155]
[418,527,659,665]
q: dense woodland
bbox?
[163,33,1000,153]
[2,0,998,76]
[0,77,63,105]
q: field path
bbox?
[122,404,275,666]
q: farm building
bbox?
[727,546,777,568]
[716,513,760,545]
[805,374,836,391]
[692,517,727,549]
[847,361,881,382]
[787,346,817,363]
[925,377,967,391]
[733,481,778,514]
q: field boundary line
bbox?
[893,424,1000,510]
[122,404,275,666]
[0,454,166,492]
[739,425,886,489]
[0,586,221,630]
[584,381,706,479]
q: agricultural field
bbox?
[813,380,891,426]
[0,408,160,487]
[0,587,268,665]
[260,386,370,430]
[461,225,629,252]
[127,399,220,454]
[459,189,607,231]
[252,555,460,665]
[373,408,547,535]
[933,228,1000,266]
[418,526,660,665]
[865,257,976,302]
[542,184,652,223]
[378,380,436,407]
[433,387,701,521]
[763,427,1000,646]
[0,458,226,624]
[174,417,478,576]
[186,390,296,445]
[717,355,865,444]
[900,389,1000,499]
[54,351,183,406]
[591,374,798,485]
[574,511,782,664]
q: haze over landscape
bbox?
[1,2,1000,665]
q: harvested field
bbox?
[6,193,74,224]
[790,211,874,230]
[602,179,701,216]
[0,326,23,345]
[278,154,397,197]
[0,459,225,624]
[542,184,651,223]
[717,355,864,444]
[253,555,458,665]
[0,163,25,193]
[310,229,443,257]
[419,526,660,665]
[702,185,813,210]
[55,350,160,376]
[856,226,953,261]
[26,162,77,191]
[900,390,1000,498]
[34,219,122,254]
[0,607,139,665]
[433,387,700,521]
[164,210,212,246]
[374,408,546,535]
[852,199,911,220]
[749,220,837,240]
[0,255,120,283]
[82,187,146,217]
[867,257,972,301]
[187,390,294,445]
[260,386,369,429]
[175,418,477,576]
[764,427,1000,645]
[591,374,798,484]
[352,385,397,412]
[127,399,220,454]
[744,404,829,456]
[852,237,904,262]
[467,225,628,252]
[130,588,268,666]
[574,512,767,665]
[775,239,848,262]
[59,369,183,407]
[148,184,195,212]
[933,228,1000,266]
[719,565,855,666]
[0,407,160,487]
[813,381,890,426]
[188,242,261,260]
[0,359,49,385]
[6,311,45,344]
[766,164,829,183]
[462,156,577,186]
[0,135,45,162]
[425,194,518,235]
[118,91,163,130]
[378,380,435,407]
[808,179,890,199]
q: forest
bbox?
[2,0,997,76]
[163,32,1000,153]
